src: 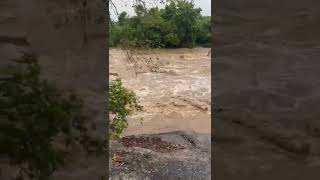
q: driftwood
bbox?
[109,72,119,76]
[207,49,211,56]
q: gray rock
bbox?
[109,131,211,180]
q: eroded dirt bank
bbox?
[109,48,211,135]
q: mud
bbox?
[109,48,211,136]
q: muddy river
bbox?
[109,48,211,136]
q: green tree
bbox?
[162,0,201,47]
[118,11,128,26]
[109,0,210,48]
[194,16,211,46]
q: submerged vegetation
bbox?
[109,0,211,48]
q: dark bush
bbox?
[0,52,87,180]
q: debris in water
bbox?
[121,136,185,153]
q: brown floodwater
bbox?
[109,48,211,136]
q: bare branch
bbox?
[109,0,119,18]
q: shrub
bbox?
[109,79,142,139]
[164,33,180,47]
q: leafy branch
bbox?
[109,79,143,139]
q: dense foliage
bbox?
[109,79,143,139]
[0,53,88,180]
[109,0,211,48]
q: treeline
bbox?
[109,0,211,48]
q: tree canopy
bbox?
[109,0,211,48]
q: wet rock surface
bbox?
[109,131,211,180]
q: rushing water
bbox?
[109,48,211,135]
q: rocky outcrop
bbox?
[109,131,211,180]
